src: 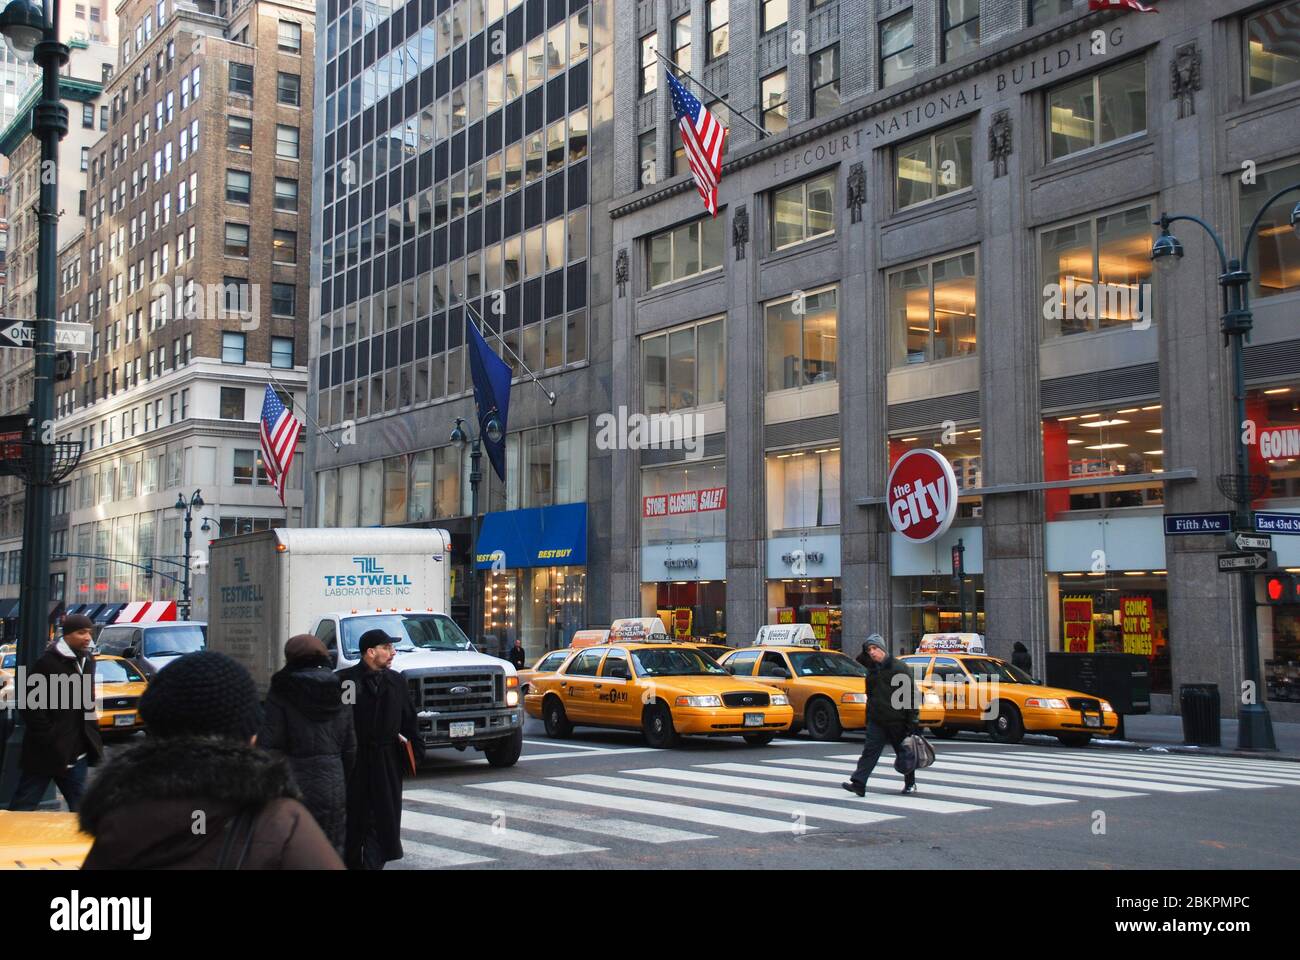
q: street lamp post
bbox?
[452,414,503,650]
[0,0,73,803]
[1152,186,1300,751]
[173,490,204,620]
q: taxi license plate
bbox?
[449,721,475,738]
[743,713,764,727]
[1084,714,1101,728]
[114,714,135,727]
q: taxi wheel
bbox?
[542,696,573,738]
[804,698,843,741]
[986,701,1024,744]
[743,733,776,746]
[1057,733,1092,747]
[642,703,680,749]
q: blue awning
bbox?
[475,503,587,569]
[92,603,126,624]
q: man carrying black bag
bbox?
[843,634,919,797]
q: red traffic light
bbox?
[1266,575,1299,604]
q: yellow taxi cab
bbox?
[93,654,149,735]
[0,644,15,705]
[0,811,93,869]
[517,648,574,696]
[688,642,732,662]
[525,640,794,748]
[900,635,1118,746]
[720,625,944,740]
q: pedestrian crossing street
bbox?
[393,746,1300,868]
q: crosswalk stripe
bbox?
[557,772,907,824]
[519,747,660,762]
[699,763,989,813]
[916,756,1215,792]
[398,837,497,868]
[402,809,606,856]
[768,757,1141,799]
[951,754,1271,789]
[405,788,714,844]
[469,780,799,833]
[1038,753,1300,781]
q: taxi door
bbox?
[931,656,982,724]
[757,651,800,714]
[556,648,605,723]
[595,647,638,726]
[722,649,760,678]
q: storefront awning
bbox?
[475,503,588,570]
[114,600,177,624]
[91,603,126,624]
[65,603,91,617]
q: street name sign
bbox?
[1164,512,1233,535]
[1218,552,1271,572]
[1254,512,1300,535]
[0,318,93,353]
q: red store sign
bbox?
[887,449,959,544]
[643,486,727,518]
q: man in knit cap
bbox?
[78,651,343,869]
[8,613,102,812]
[842,633,920,798]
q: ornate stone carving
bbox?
[1171,42,1202,119]
[615,248,629,298]
[846,162,866,224]
[988,109,1012,179]
[732,204,748,261]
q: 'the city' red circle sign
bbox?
[887,449,959,544]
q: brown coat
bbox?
[78,736,343,870]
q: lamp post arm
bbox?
[1159,212,1231,274]
[1240,182,1300,272]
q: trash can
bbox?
[1179,683,1221,746]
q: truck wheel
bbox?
[485,729,524,767]
[804,698,843,741]
[543,696,573,738]
[986,701,1025,744]
[1057,733,1092,748]
[742,733,776,746]
[642,703,680,749]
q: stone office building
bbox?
[608,0,1300,718]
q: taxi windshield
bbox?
[95,659,144,683]
[631,647,729,677]
[788,651,866,677]
[962,657,1032,684]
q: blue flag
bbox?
[466,313,511,481]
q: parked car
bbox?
[92,654,149,736]
[95,621,207,678]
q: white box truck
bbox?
[207,527,524,767]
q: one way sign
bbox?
[0,318,93,354]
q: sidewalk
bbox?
[1094,713,1300,761]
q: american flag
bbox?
[1088,0,1158,11]
[259,384,302,505]
[666,69,727,216]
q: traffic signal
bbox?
[1264,574,1300,605]
[143,559,153,581]
[54,351,75,381]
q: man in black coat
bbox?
[8,614,103,812]
[340,629,418,870]
[843,633,919,797]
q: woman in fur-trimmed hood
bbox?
[78,651,342,870]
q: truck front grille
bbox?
[408,672,500,712]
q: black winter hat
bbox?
[357,628,397,654]
[62,613,95,634]
[139,651,262,741]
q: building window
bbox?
[272,229,297,264]
[272,282,296,316]
[642,316,726,414]
[80,146,89,171]
[224,222,249,258]
[1048,59,1147,161]
[639,32,658,96]
[222,275,252,315]
[771,171,834,250]
[225,169,250,203]
[707,0,728,60]
[888,250,978,366]
[895,120,974,210]
[765,286,838,391]
[942,0,980,62]
[1039,203,1153,337]
[1240,159,1300,298]
[219,386,245,420]
[82,103,94,127]
[809,45,840,118]
[1030,0,1081,24]
[271,336,294,368]
[278,20,302,54]
[891,427,983,518]
[762,0,787,33]
[672,14,691,75]
[228,62,253,96]
[274,177,298,211]
[766,446,841,535]
[761,69,788,133]
[227,115,252,151]
[1041,403,1164,518]
[1247,2,1300,96]
[222,331,246,364]
[233,449,271,485]
[641,459,727,545]
[277,72,300,106]
[647,216,725,289]
[880,10,915,87]
[275,124,299,160]
[638,129,656,187]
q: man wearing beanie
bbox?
[340,628,418,870]
[7,613,102,812]
[842,634,920,798]
[77,651,343,869]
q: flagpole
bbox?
[654,49,770,139]
[458,296,557,406]
[266,371,342,451]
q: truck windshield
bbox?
[142,626,207,658]
[341,614,473,659]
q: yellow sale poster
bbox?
[1121,596,1154,655]
[1062,595,1095,652]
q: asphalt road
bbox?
[384,718,1300,870]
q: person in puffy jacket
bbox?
[258,635,356,855]
[843,634,920,797]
